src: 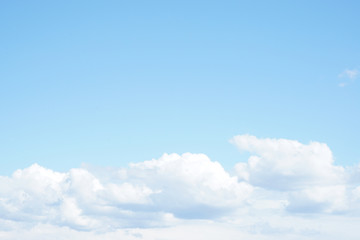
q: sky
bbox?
[1,1,360,239]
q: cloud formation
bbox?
[231,135,344,190]
[231,135,350,213]
[0,135,360,239]
[128,153,252,217]
[0,153,252,230]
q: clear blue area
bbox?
[1,0,360,175]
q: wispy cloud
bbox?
[338,68,359,87]
[339,69,359,79]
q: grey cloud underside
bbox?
[0,135,360,231]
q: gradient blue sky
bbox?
[1,0,360,175]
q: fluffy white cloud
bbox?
[1,135,360,239]
[231,135,345,190]
[127,153,252,218]
[0,153,252,230]
[0,164,157,230]
[230,135,353,213]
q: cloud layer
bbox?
[1,135,360,239]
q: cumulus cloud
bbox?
[0,153,252,230]
[231,135,345,190]
[127,153,252,218]
[230,135,355,213]
[0,164,160,230]
[1,135,360,239]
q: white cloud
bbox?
[338,68,359,87]
[231,135,345,190]
[0,153,252,230]
[1,216,360,240]
[286,185,348,213]
[1,136,360,239]
[0,164,158,230]
[339,69,359,80]
[230,134,352,213]
[128,153,253,215]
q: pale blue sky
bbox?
[1,0,360,175]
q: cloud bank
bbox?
[1,135,360,239]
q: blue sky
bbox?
[1,1,360,239]
[1,1,359,175]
